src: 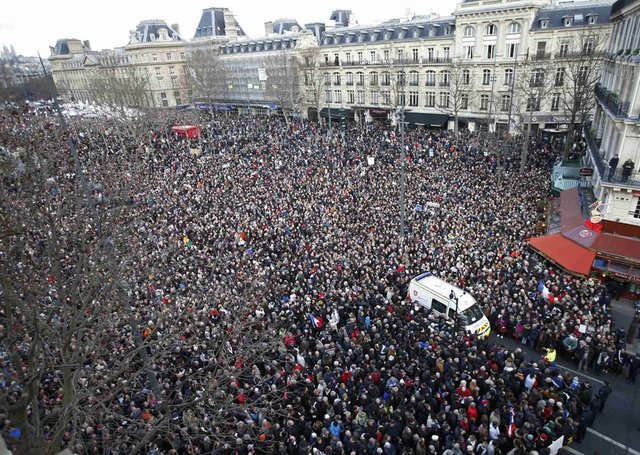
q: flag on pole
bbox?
[506,406,517,438]
[308,314,324,328]
[538,280,549,300]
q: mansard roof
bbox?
[319,16,455,46]
[531,0,614,29]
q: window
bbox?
[334,90,342,103]
[381,71,391,86]
[461,94,469,110]
[155,67,161,77]
[464,26,475,37]
[334,53,339,65]
[370,51,376,62]
[325,90,332,103]
[508,22,522,33]
[540,19,549,29]
[397,49,404,61]
[347,90,355,104]
[536,42,547,58]
[427,47,434,61]
[503,68,513,86]
[383,50,390,61]
[346,72,354,85]
[633,198,640,218]
[482,69,491,85]
[346,52,352,63]
[152,54,158,61]
[324,72,330,85]
[440,71,450,86]
[583,40,595,55]
[357,90,365,104]
[485,24,498,35]
[409,71,419,86]
[439,92,450,108]
[555,67,565,86]
[526,97,540,111]
[463,45,474,59]
[356,72,365,86]
[501,94,511,111]
[382,91,391,105]
[559,42,569,57]
[169,66,176,75]
[166,52,172,60]
[578,66,588,83]
[370,71,379,86]
[588,15,598,25]
[443,47,450,59]
[530,69,544,87]
[324,53,329,63]
[333,72,341,85]
[397,71,406,86]
[371,91,379,104]
[480,94,489,110]
[564,17,573,27]
[425,71,436,86]
[412,48,419,62]
[357,51,363,62]
[485,44,496,59]
[507,43,518,58]
[174,90,181,105]
[397,91,406,106]
[160,92,168,107]
[462,69,471,85]
[431,299,447,314]
[409,91,419,107]
[551,93,561,111]
[426,91,436,107]
[180,52,185,60]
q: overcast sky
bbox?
[2,0,456,57]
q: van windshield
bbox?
[460,305,484,325]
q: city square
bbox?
[1,0,640,454]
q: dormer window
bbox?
[413,28,421,38]
[540,19,549,29]
[564,17,573,27]
[588,15,598,24]
[444,25,452,35]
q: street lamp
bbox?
[398,104,406,237]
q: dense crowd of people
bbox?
[0,106,635,455]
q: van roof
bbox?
[411,272,477,311]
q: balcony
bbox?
[439,81,450,87]
[585,126,640,187]
[421,57,452,64]
[531,52,551,61]
[594,83,633,119]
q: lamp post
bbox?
[399,104,406,237]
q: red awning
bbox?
[529,233,595,276]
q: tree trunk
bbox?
[520,117,533,173]
[563,112,577,160]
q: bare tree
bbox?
[266,49,300,126]
[514,55,555,172]
[185,46,229,115]
[558,30,606,159]
[448,59,476,141]
[297,47,326,122]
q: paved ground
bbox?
[488,298,640,455]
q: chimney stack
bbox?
[264,21,273,36]
[171,23,181,35]
[83,40,91,50]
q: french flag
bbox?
[506,407,517,438]
[308,314,324,329]
[537,280,549,300]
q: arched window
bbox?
[425,70,436,86]
[508,22,522,33]
[485,24,498,35]
[409,70,419,86]
[462,69,471,85]
[464,26,475,37]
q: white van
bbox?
[407,272,491,338]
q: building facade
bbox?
[49,0,614,131]
[586,0,640,225]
